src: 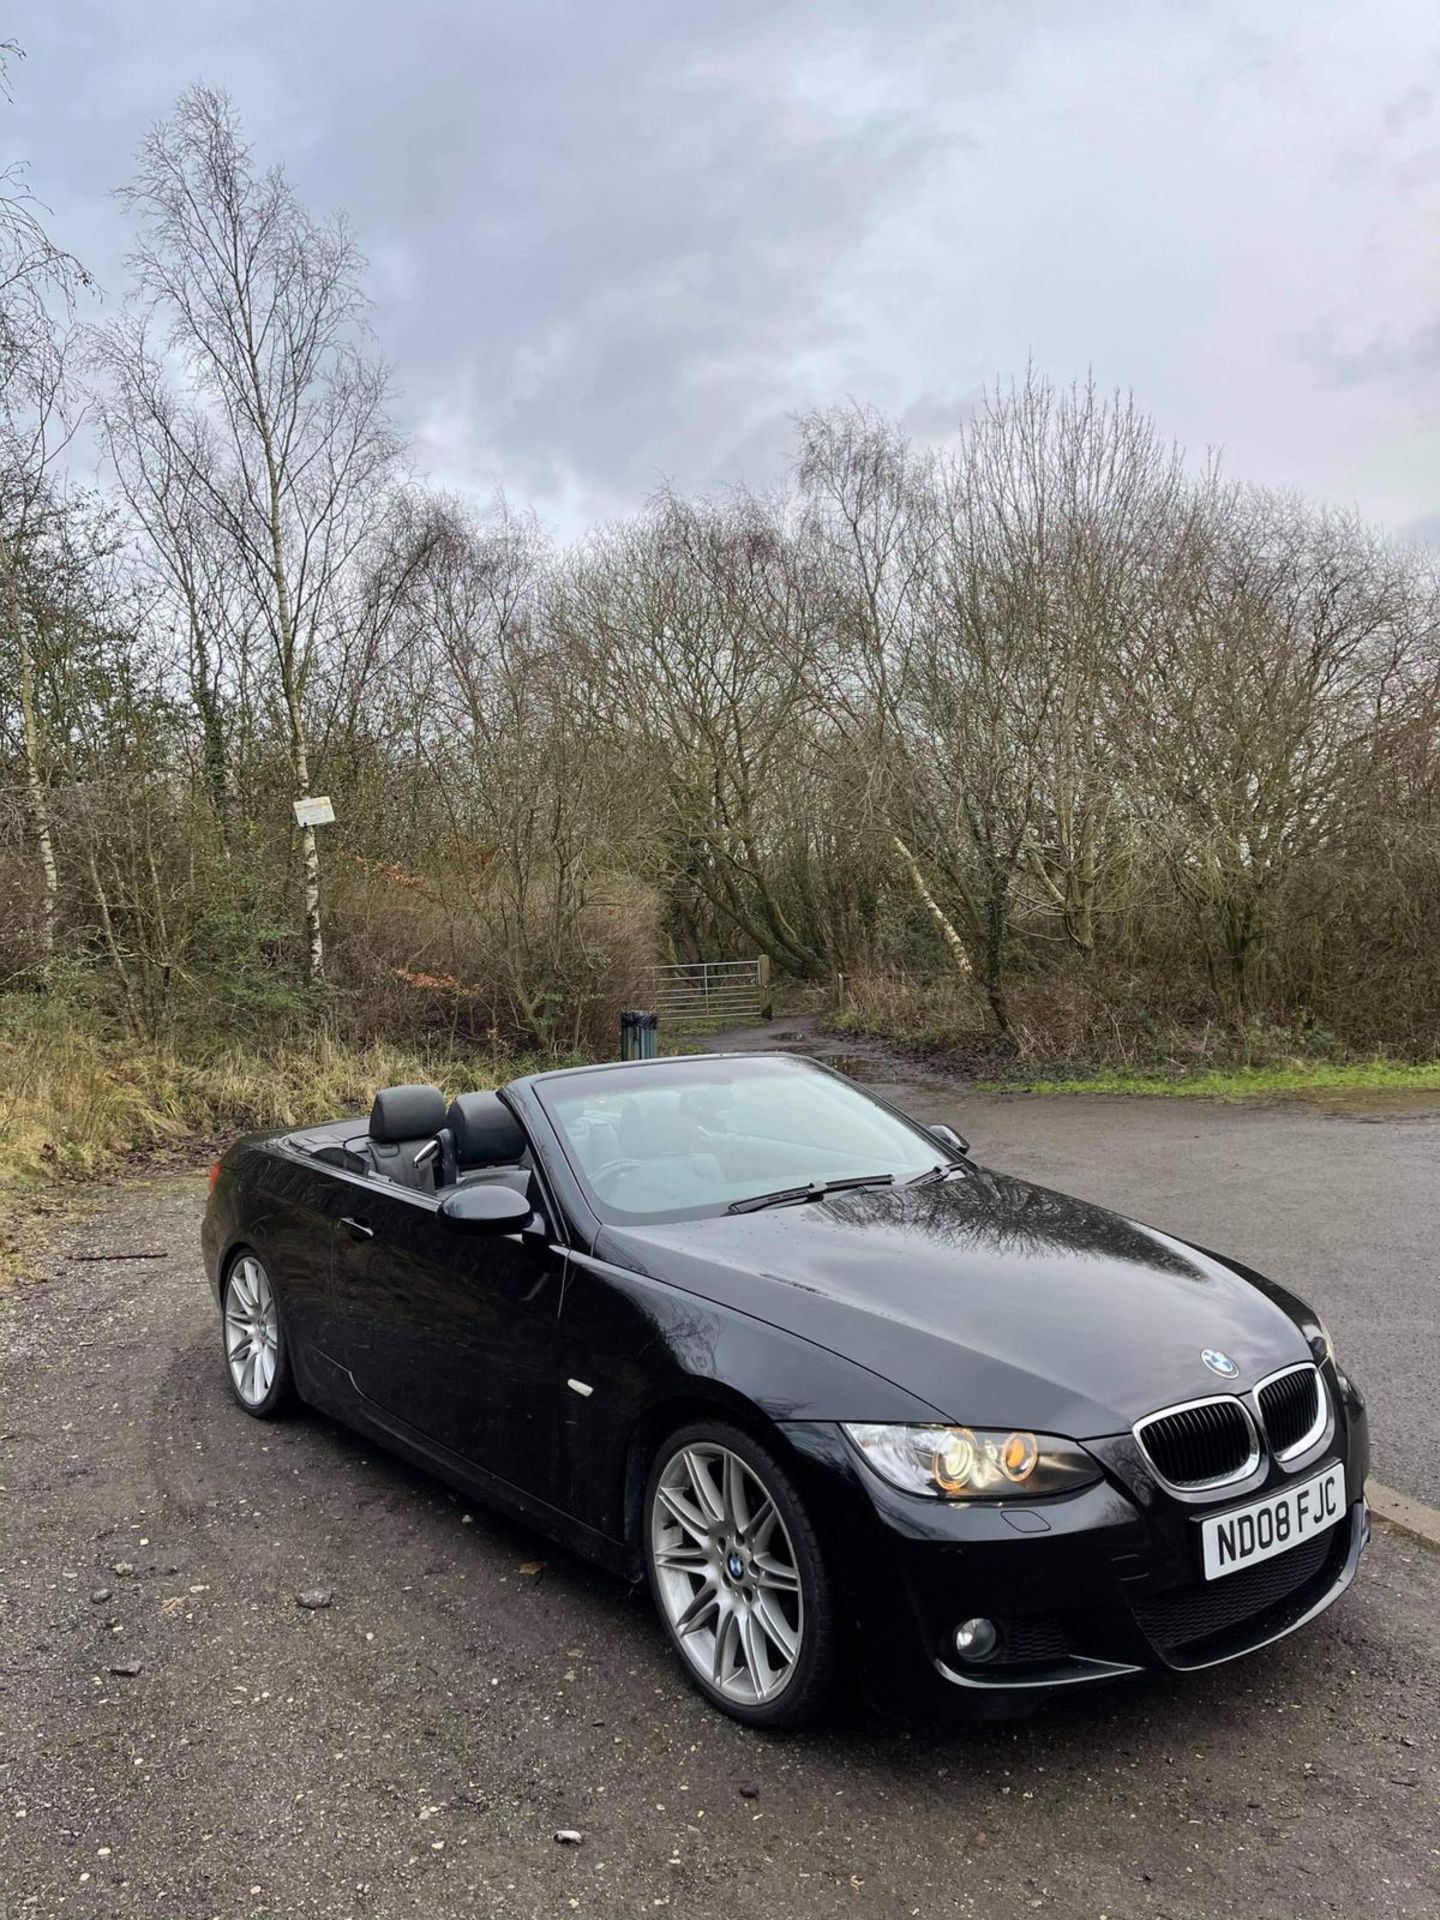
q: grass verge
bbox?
[979,1059,1440,1099]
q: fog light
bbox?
[953,1616,998,1661]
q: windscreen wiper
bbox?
[726,1174,896,1215]
[905,1162,968,1187]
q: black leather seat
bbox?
[365,1083,447,1191]
[438,1091,529,1192]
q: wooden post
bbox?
[757,953,773,1021]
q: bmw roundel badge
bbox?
[1202,1348,1239,1378]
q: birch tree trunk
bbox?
[289,722,325,982]
[891,833,971,975]
[267,444,324,981]
[7,545,59,959]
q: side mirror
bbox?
[929,1122,969,1156]
[439,1184,533,1236]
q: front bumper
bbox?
[780,1365,1369,1715]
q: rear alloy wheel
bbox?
[222,1252,293,1419]
[644,1421,837,1729]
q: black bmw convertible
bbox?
[202,1052,1369,1728]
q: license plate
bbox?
[1200,1463,1345,1581]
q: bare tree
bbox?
[0,43,91,962]
[570,493,829,976]
[800,382,1207,1037]
[90,323,254,832]
[1146,487,1414,1015]
[797,409,989,993]
[101,85,398,982]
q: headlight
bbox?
[841,1423,1100,1499]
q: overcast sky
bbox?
[7,0,1440,540]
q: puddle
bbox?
[804,1050,906,1083]
[1298,1087,1440,1119]
[820,1051,879,1078]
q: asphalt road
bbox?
[2,1080,1438,1919]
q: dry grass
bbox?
[830,962,1431,1079]
[832,968,992,1055]
[0,996,530,1277]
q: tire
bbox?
[643,1418,838,1730]
[220,1249,295,1420]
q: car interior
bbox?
[288,1065,948,1220]
[544,1072,942,1215]
[291,1084,533,1200]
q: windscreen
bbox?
[536,1055,946,1222]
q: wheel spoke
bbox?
[657,1483,710,1545]
[655,1541,707,1572]
[674,1579,720,1638]
[683,1449,726,1526]
[711,1605,739,1687]
[737,1605,774,1698]
[741,1494,776,1549]
[722,1451,748,1531]
[752,1551,800,1593]
[754,1589,798,1661]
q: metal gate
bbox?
[644,957,771,1031]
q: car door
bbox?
[326,1171,564,1499]
[242,1150,363,1361]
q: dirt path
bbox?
[1,1159,1438,1918]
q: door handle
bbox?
[339,1215,374,1241]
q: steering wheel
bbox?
[589,1157,647,1201]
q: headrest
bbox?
[369,1083,447,1144]
[619,1093,679,1160]
[446,1091,526,1168]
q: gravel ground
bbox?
[2,1100,1438,1919]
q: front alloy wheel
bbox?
[222,1252,293,1418]
[645,1421,837,1728]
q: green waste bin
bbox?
[619,1009,659,1061]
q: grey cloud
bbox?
[1295,306,1440,393]
[7,0,1440,537]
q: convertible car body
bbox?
[202,1052,1369,1728]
